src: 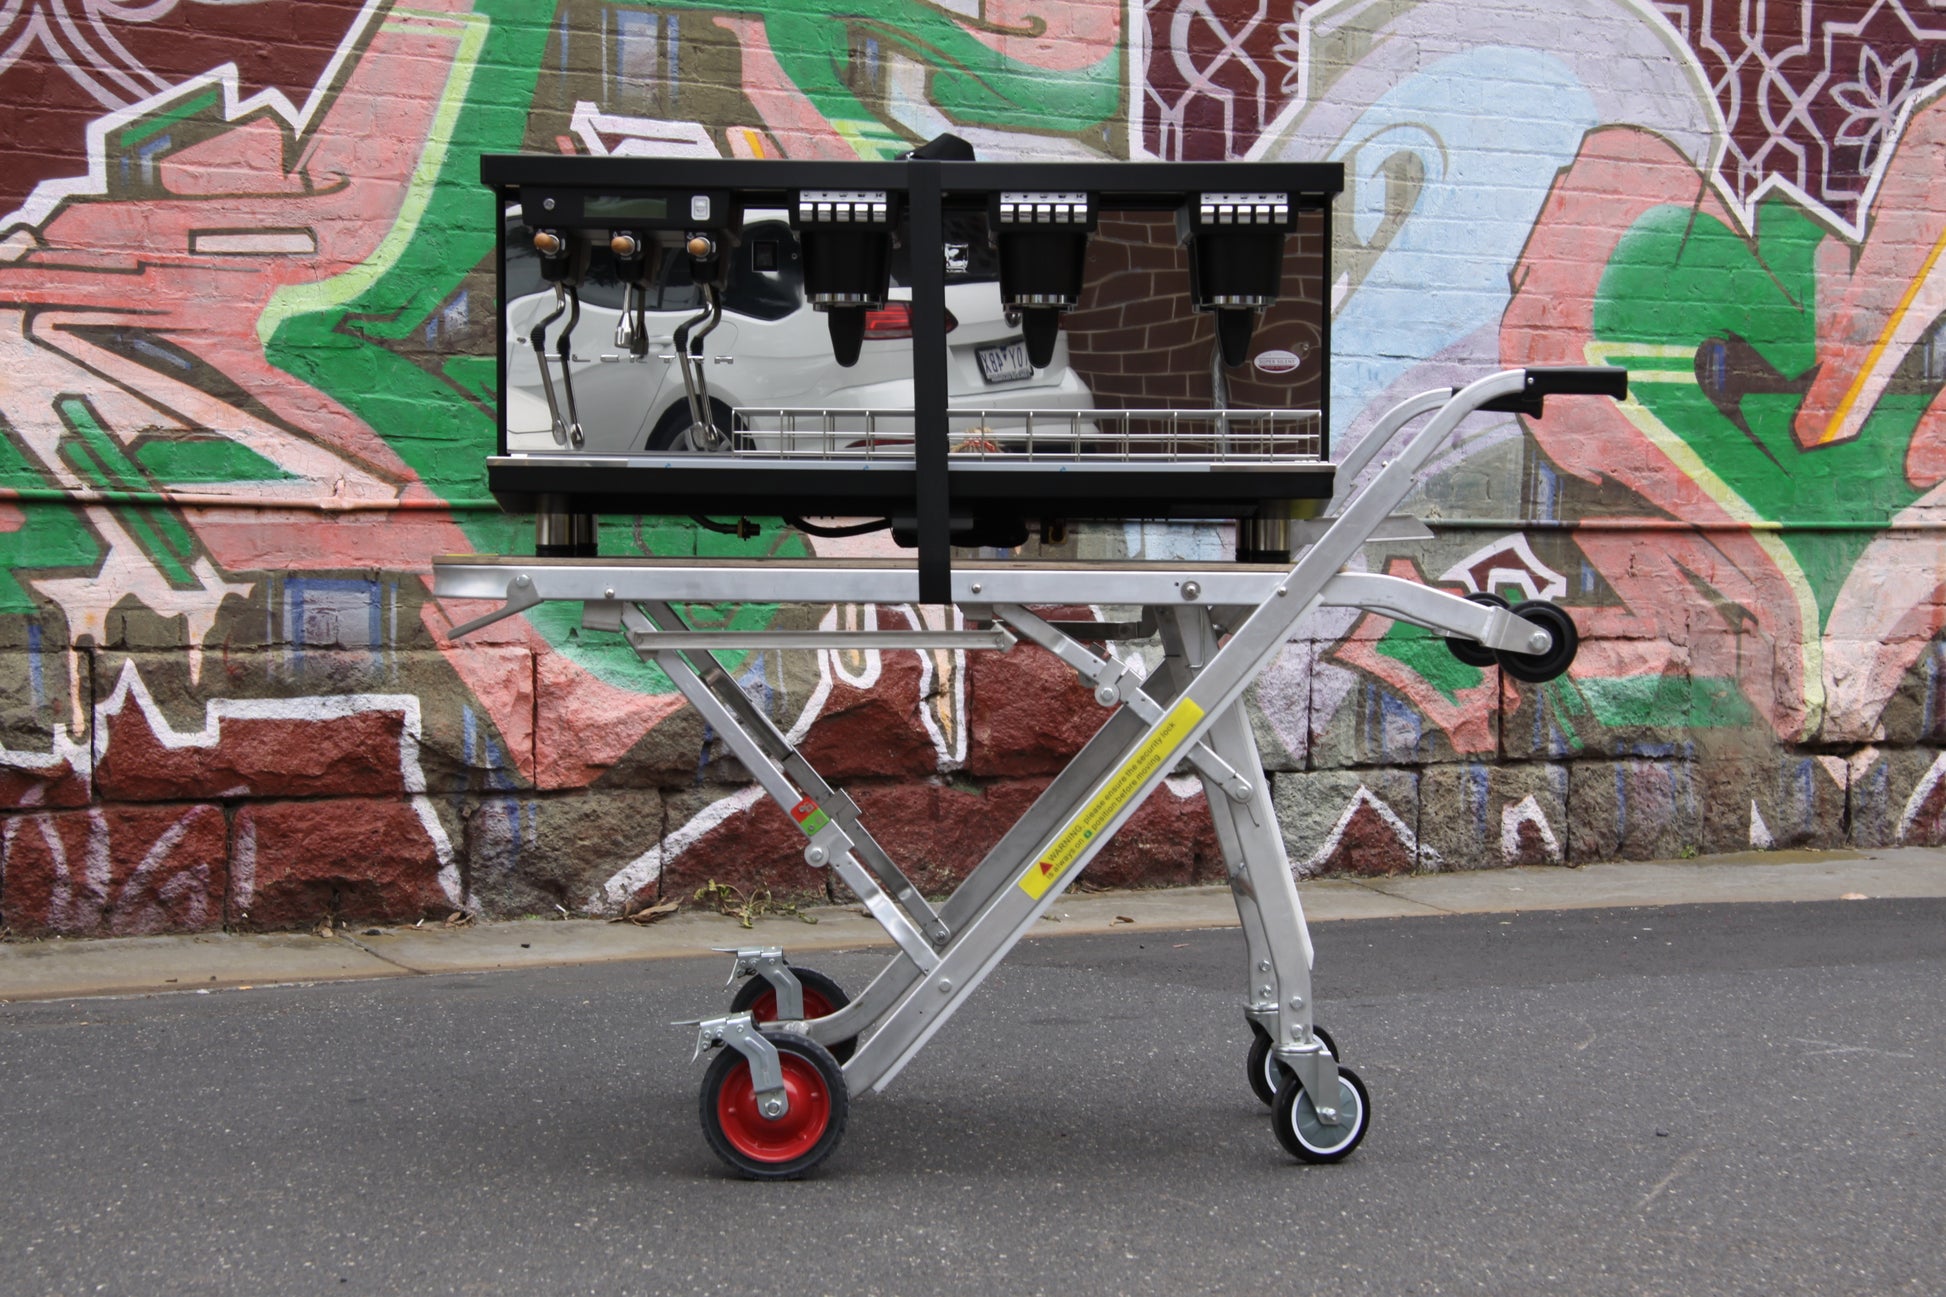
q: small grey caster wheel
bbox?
[1246,1022,1340,1108]
[1272,1064,1370,1164]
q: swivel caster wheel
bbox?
[1247,1021,1341,1108]
[700,1028,849,1180]
[1497,600,1579,684]
[729,964,856,1062]
[1445,591,1508,669]
[1272,1064,1370,1164]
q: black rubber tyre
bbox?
[699,1029,848,1180]
[648,396,740,452]
[728,966,855,1062]
[1272,1063,1370,1164]
[1247,1024,1341,1108]
[1497,600,1580,684]
[1446,591,1508,668]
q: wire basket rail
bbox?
[730,407,1324,463]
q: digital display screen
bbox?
[585,194,670,221]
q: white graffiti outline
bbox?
[1,0,388,234]
[1299,783,1439,876]
[593,782,765,913]
[89,659,461,904]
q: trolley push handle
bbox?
[1331,365,1629,513]
[1472,365,1629,417]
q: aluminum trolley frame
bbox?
[434,363,1626,1176]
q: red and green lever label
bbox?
[790,796,831,837]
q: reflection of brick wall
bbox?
[1063,212,1324,418]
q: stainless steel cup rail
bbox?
[728,406,1324,462]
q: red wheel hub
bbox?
[747,987,835,1021]
[714,1053,831,1163]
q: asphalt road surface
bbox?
[3,899,1942,1296]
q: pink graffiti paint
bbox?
[711,16,857,160]
[1793,99,1946,458]
[1500,126,1814,739]
[963,1,1121,73]
[1327,558,1498,755]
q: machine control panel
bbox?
[516,186,736,232]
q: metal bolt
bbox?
[804,845,828,867]
[763,1099,784,1118]
[1289,996,1304,1010]
[1094,685,1118,707]
[970,582,982,594]
[542,197,556,210]
[1275,586,1288,598]
[604,587,615,599]
[1260,984,1273,997]
[938,979,953,994]
[1181,581,1201,601]
[514,574,530,587]
[1317,1107,1338,1121]
[1257,960,1271,973]
[1227,781,1252,803]
[1527,630,1552,654]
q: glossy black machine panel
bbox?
[481,153,1344,597]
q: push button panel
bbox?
[517,186,735,233]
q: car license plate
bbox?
[978,339,1032,384]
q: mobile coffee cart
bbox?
[436,147,1625,1177]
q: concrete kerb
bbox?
[4,847,1944,1003]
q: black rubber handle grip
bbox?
[1523,365,1628,398]
[1475,365,1628,416]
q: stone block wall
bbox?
[7,0,1946,935]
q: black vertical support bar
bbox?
[908,161,952,604]
[1318,197,1332,463]
[495,188,510,459]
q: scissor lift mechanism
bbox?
[449,152,1626,1176]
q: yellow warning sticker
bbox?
[1019,698,1206,899]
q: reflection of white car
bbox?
[504,208,1096,454]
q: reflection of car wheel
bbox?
[649,397,742,452]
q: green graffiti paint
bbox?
[771,5,1118,139]
[1373,618,1483,704]
[1594,196,1927,625]
[442,356,499,408]
[0,426,102,617]
[261,4,535,509]
[1574,674,1755,729]
[1540,677,1586,753]
[117,87,221,149]
[134,437,296,485]
[638,1,1119,155]
[55,397,200,588]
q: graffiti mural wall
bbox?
[4,0,1945,935]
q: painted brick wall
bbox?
[6,0,1946,936]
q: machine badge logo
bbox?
[1252,349,1303,374]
